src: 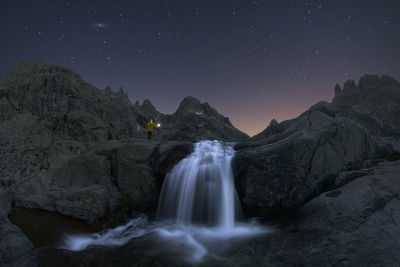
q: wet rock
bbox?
[150,141,194,192]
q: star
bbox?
[92,22,109,31]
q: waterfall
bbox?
[157,140,241,228]
[61,140,265,261]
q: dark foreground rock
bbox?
[0,217,36,267]
[0,193,36,267]
[220,160,400,266]
[28,160,400,266]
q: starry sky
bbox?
[1,0,400,136]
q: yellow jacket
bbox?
[147,121,154,132]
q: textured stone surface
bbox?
[233,110,375,217]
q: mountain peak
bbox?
[1,60,85,90]
[180,96,202,106]
[142,99,154,108]
[175,96,202,114]
[13,60,80,78]
[269,119,278,128]
[141,99,158,116]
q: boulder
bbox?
[233,110,375,217]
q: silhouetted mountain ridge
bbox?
[0,61,248,142]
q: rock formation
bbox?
[233,74,400,217]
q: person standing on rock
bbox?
[147,119,155,140]
[147,119,160,140]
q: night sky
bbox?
[1,1,399,136]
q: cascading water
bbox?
[157,140,241,227]
[61,140,266,262]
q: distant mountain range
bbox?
[0,61,248,142]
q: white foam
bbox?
[61,219,267,262]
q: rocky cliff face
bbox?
[0,61,143,141]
